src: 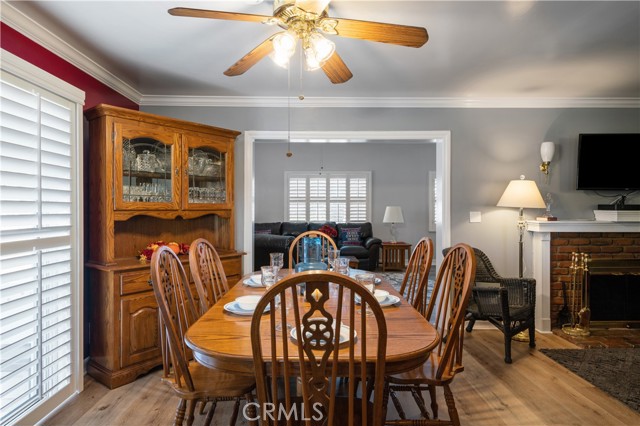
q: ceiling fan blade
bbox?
[321,52,353,84]
[329,17,428,48]
[168,7,272,23]
[224,35,276,76]
[295,0,331,15]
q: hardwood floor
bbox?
[45,330,640,426]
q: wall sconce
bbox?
[539,141,555,182]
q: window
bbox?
[1,51,84,426]
[285,172,371,222]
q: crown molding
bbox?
[1,1,142,104]
[3,2,638,110]
[139,95,640,108]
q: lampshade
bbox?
[540,141,555,162]
[497,176,546,209]
[383,206,404,224]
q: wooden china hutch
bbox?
[85,104,243,388]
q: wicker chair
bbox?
[384,243,476,426]
[397,237,434,316]
[446,246,536,364]
[150,246,256,425]
[250,271,387,426]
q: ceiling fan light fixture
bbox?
[270,31,297,67]
[270,50,293,68]
[273,31,297,56]
[303,32,335,70]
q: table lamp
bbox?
[383,206,404,243]
[497,175,546,277]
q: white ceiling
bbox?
[4,1,640,106]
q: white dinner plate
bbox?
[355,294,401,307]
[223,301,270,316]
[378,295,401,307]
[290,319,356,346]
[242,274,264,288]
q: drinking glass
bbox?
[355,273,376,316]
[269,252,284,278]
[335,257,350,275]
[327,247,339,271]
[261,265,277,288]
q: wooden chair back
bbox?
[288,230,338,270]
[398,237,434,315]
[425,243,476,380]
[189,238,229,315]
[250,271,387,426]
[150,245,199,391]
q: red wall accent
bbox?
[1,22,138,111]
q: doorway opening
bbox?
[242,130,451,274]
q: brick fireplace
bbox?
[527,221,640,332]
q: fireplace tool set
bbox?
[562,252,591,337]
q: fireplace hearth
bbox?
[589,259,640,327]
[527,220,640,332]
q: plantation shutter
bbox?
[288,177,307,221]
[1,52,83,426]
[286,172,370,222]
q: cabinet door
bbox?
[120,293,161,368]
[114,119,180,211]
[182,133,233,210]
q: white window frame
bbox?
[1,49,84,426]
[284,171,372,222]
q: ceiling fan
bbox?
[168,0,428,84]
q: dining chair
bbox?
[384,243,476,426]
[397,237,434,316]
[189,237,230,316]
[250,270,387,426]
[288,230,338,271]
[150,246,256,426]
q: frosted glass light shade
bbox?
[383,206,404,224]
[304,32,335,70]
[270,31,296,67]
[540,141,555,162]
[497,176,546,209]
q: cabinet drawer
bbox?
[120,271,152,296]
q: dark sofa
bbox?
[254,221,382,271]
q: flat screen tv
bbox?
[576,133,640,190]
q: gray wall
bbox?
[253,142,437,247]
[143,105,640,276]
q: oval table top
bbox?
[185,269,439,376]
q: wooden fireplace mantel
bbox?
[527,220,640,332]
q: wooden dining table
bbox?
[185,269,439,376]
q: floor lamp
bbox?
[497,175,545,342]
[497,175,546,278]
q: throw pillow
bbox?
[339,227,362,246]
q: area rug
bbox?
[540,348,640,412]
[377,270,435,299]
